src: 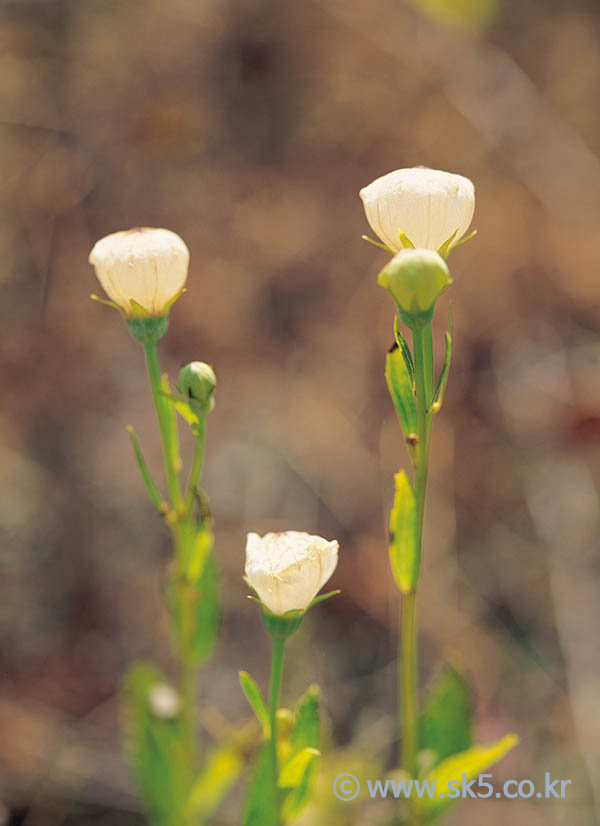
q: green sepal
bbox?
[448,229,477,254]
[431,306,453,414]
[420,665,472,767]
[307,590,341,608]
[239,671,270,737]
[389,470,418,593]
[127,315,169,344]
[361,234,395,253]
[126,426,166,513]
[416,734,519,819]
[90,293,126,316]
[262,608,305,641]
[122,663,190,826]
[436,229,458,260]
[398,230,415,249]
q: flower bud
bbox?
[360,167,475,253]
[89,227,189,317]
[148,683,180,719]
[378,249,450,326]
[245,531,339,616]
[177,361,216,416]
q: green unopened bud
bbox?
[177,362,216,415]
[378,249,451,327]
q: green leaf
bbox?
[389,471,418,593]
[240,671,270,738]
[162,390,204,435]
[386,344,417,445]
[122,663,189,826]
[279,747,320,788]
[126,426,165,513]
[394,317,415,385]
[187,742,245,819]
[431,309,453,414]
[416,734,519,819]
[169,541,221,665]
[281,749,321,821]
[420,665,472,766]
[278,685,321,821]
[291,685,320,754]
[243,745,278,826]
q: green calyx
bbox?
[262,609,306,641]
[177,362,217,417]
[126,316,169,344]
[378,249,451,328]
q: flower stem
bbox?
[143,339,197,813]
[185,418,206,515]
[143,340,184,514]
[269,635,286,825]
[400,322,433,807]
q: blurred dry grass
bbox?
[1,0,600,823]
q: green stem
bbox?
[185,419,206,515]
[399,323,433,810]
[269,636,286,826]
[143,340,184,513]
[143,340,197,816]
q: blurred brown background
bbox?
[1,0,600,824]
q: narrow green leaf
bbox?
[126,426,165,512]
[122,663,189,826]
[187,742,244,819]
[394,317,415,385]
[281,749,321,821]
[239,672,270,738]
[243,744,278,826]
[420,665,472,765]
[279,747,320,788]
[389,471,418,593]
[431,322,452,414]
[291,685,320,755]
[416,734,519,818]
[386,345,417,443]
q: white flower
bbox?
[245,531,339,616]
[148,683,180,719]
[89,227,189,316]
[360,167,475,253]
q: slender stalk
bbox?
[185,418,206,515]
[143,340,184,514]
[400,322,433,807]
[268,636,286,825]
[143,339,197,815]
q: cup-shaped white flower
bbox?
[245,531,339,616]
[360,167,475,254]
[89,227,189,317]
